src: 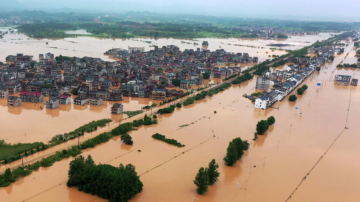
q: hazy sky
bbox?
[16,0,360,21]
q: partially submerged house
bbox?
[46,97,59,109]
[254,90,278,110]
[74,97,88,105]
[59,94,71,105]
[334,75,351,86]
[111,103,123,114]
[8,96,21,107]
[90,97,103,106]
[0,87,9,99]
[152,89,166,100]
[351,78,358,86]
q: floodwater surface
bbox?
[0,31,335,144]
[0,41,359,202]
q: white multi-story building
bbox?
[255,67,315,109]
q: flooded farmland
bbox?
[1,36,360,202]
[0,29,335,144]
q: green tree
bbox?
[71,88,79,95]
[143,114,153,125]
[231,138,245,159]
[301,84,308,91]
[172,79,181,87]
[0,139,7,146]
[297,88,304,95]
[223,142,238,166]
[40,84,53,91]
[267,116,276,125]
[242,140,250,150]
[156,68,163,73]
[207,159,220,185]
[67,155,86,187]
[176,103,182,108]
[202,71,210,79]
[4,168,14,183]
[256,120,269,135]
[30,61,36,68]
[289,95,297,102]
[121,134,133,145]
[193,167,209,194]
[328,56,335,61]
[85,155,95,166]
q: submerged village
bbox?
[1,27,360,202]
[0,45,258,113]
[0,41,358,114]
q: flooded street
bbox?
[1,39,360,202]
[0,30,335,144]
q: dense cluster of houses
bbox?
[254,66,315,110]
[0,45,250,113]
[308,46,341,58]
[253,46,339,110]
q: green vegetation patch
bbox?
[0,141,44,162]
[231,72,254,84]
[152,133,185,147]
[124,110,143,117]
[50,119,112,144]
[0,146,81,187]
[158,105,176,114]
[67,155,143,201]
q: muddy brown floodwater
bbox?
[3,32,360,202]
[1,40,360,202]
[0,30,335,144]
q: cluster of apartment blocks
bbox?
[253,45,350,110]
[1,45,255,112]
[254,66,315,109]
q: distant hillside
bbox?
[0,0,24,10]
